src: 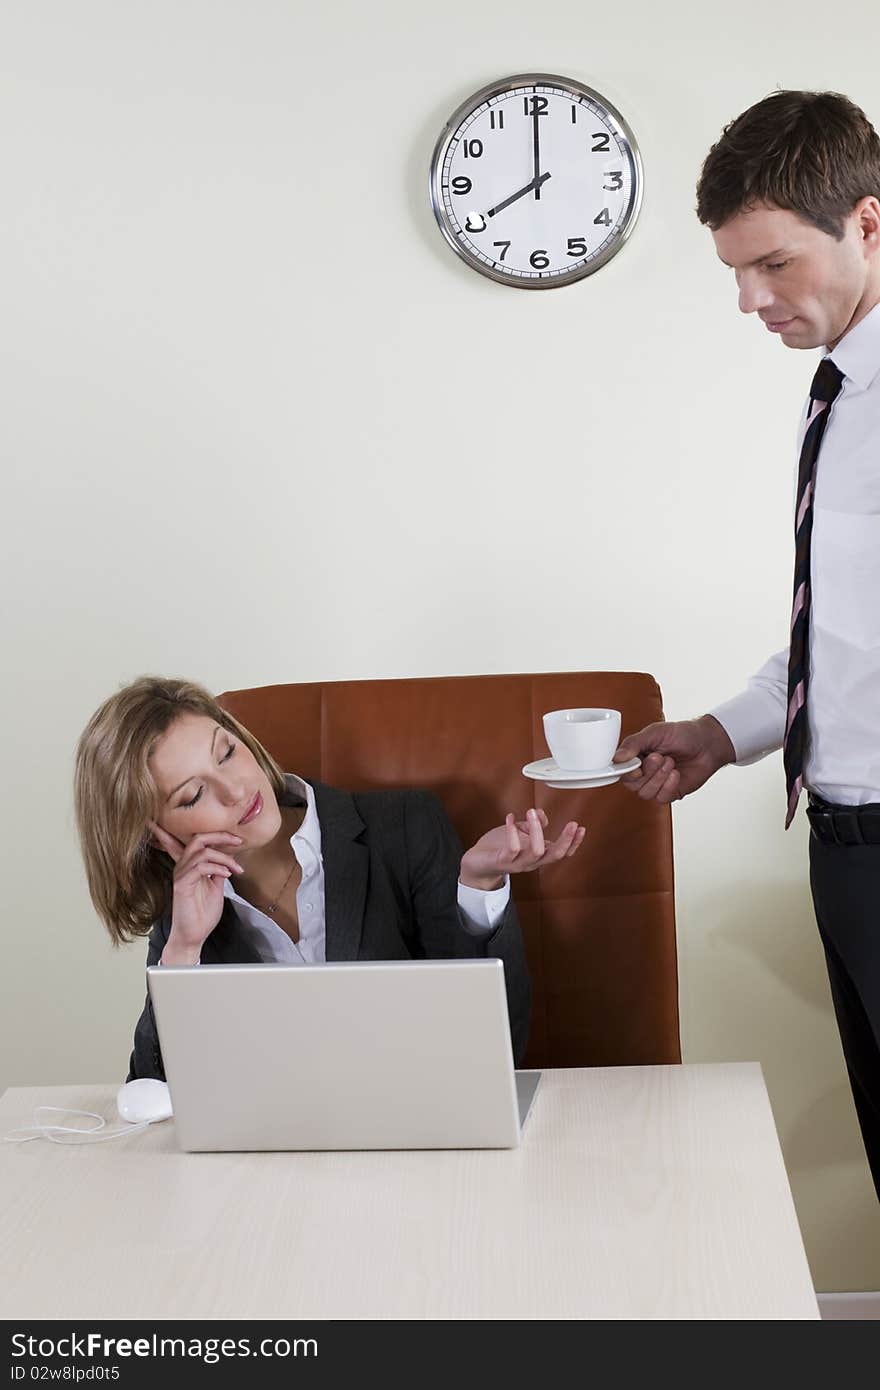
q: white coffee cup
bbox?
[542,708,622,772]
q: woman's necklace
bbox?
[262,857,298,916]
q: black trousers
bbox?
[809,834,880,1201]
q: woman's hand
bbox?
[459,808,586,891]
[148,821,244,965]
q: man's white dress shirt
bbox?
[711,300,880,805]
[222,775,511,964]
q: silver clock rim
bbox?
[428,72,644,290]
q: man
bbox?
[613,91,880,1198]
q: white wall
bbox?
[2,0,879,1290]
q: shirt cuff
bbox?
[709,688,786,765]
[456,877,511,935]
[708,646,789,765]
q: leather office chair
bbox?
[219,672,680,1068]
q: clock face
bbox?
[429,73,643,288]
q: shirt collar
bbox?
[826,298,880,391]
[281,773,322,856]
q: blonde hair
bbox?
[74,676,286,945]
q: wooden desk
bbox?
[0,1064,818,1320]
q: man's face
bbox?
[712,203,870,349]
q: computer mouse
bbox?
[116,1078,173,1125]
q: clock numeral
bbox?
[462,138,483,158]
[523,96,549,117]
[489,109,504,130]
[493,240,511,262]
[566,237,587,257]
[465,213,487,233]
[529,249,550,270]
[451,176,472,195]
[571,104,578,124]
[604,171,623,190]
[594,208,612,227]
[591,132,611,152]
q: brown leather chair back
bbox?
[219,672,680,1068]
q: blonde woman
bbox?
[75,677,586,1079]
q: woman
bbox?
[75,677,586,1078]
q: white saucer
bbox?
[521,755,641,789]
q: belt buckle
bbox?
[807,803,837,845]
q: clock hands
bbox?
[478,101,550,221]
[486,171,551,219]
[533,107,542,200]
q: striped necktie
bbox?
[783,356,844,828]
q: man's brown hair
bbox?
[696,90,880,238]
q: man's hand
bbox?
[460,808,586,891]
[612,715,736,803]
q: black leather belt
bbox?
[807,794,880,846]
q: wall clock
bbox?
[429,72,643,288]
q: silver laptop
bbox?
[147,958,541,1152]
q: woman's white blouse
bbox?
[221,774,510,964]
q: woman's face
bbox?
[149,713,282,851]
